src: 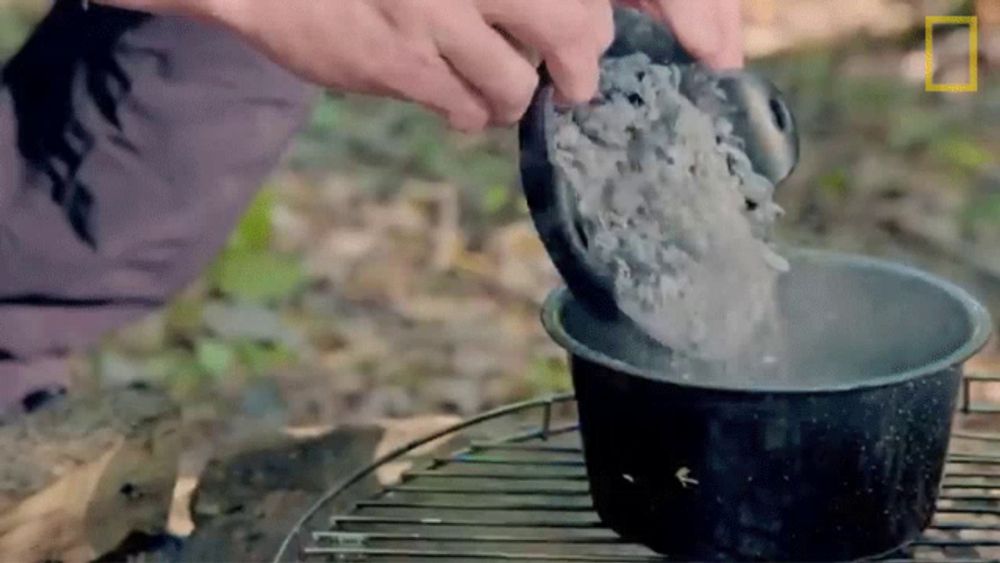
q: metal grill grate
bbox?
[276,374,1000,562]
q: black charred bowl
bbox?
[541,249,992,561]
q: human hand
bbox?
[618,0,744,69]
[97,0,615,132]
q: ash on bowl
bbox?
[548,53,789,379]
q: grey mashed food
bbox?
[549,53,788,365]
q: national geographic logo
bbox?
[926,16,979,92]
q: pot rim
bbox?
[541,248,993,395]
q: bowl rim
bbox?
[541,248,993,394]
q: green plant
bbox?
[929,136,994,173]
[526,356,571,395]
[818,168,852,201]
[0,1,47,59]
[208,188,308,304]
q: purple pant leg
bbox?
[0,1,319,411]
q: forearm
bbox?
[84,0,740,131]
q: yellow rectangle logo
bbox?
[926,15,979,92]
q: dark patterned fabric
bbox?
[0,0,318,410]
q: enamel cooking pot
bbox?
[541,250,992,561]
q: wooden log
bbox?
[181,415,461,563]
[0,384,180,563]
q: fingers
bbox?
[381,0,618,130]
[477,0,614,105]
[377,38,493,132]
[640,0,743,69]
[711,0,745,69]
[433,3,540,125]
[656,0,724,66]
[581,0,617,54]
[387,0,616,129]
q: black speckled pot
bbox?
[542,250,992,561]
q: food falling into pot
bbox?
[549,53,792,379]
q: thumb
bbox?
[621,0,744,70]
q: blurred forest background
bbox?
[2,0,1000,433]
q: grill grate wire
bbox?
[275,374,1000,562]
